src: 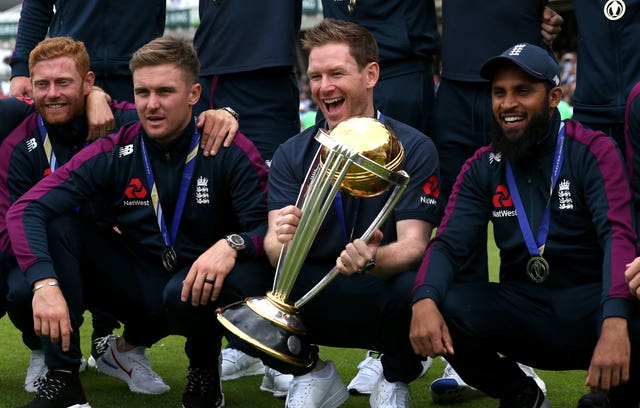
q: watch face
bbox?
[227,234,245,249]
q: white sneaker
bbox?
[96,335,170,394]
[370,372,410,408]
[430,359,483,403]
[260,366,293,398]
[220,347,264,380]
[24,349,47,392]
[79,357,87,373]
[348,351,432,395]
[347,351,382,395]
[517,363,547,396]
[285,360,349,408]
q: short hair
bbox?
[302,18,378,70]
[129,36,200,85]
[28,37,90,78]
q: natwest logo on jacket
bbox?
[492,184,516,218]
[125,178,147,199]
[123,178,150,207]
[492,185,513,208]
[422,175,440,197]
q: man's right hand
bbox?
[274,205,302,244]
[410,298,454,357]
[32,279,72,352]
[10,76,33,98]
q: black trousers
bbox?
[43,214,274,371]
[441,280,640,405]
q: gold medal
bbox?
[526,256,549,283]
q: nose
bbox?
[501,91,518,110]
[147,92,160,110]
[318,75,335,94]
[45,83,61,98]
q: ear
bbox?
[548,86,562,110]
[188,82,201,107]
[364,61,379,90]
[83,71,95,95]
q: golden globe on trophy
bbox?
[216,117,410,367]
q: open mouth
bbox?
[323,97,345,114]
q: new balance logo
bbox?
[119,144,134,157]
[26,138,38,152]
[489,152,502,164]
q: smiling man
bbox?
[410,43,640,407]
[7,36,271,408]
[0,37,156,397]
[221,19,442,408]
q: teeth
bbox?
[324,98,341,104]
[503,116,523,123]
[48,104,64,109]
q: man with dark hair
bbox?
[7,36,271,408]
[410,42,640,407]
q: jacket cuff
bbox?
[25,261,57,288]
[412,284,442,306]
[601,297,632,322]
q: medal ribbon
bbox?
[140,117,200,249]
[505,122,565,257]
[332,112,384,243]
[37,115,58,171]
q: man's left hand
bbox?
[197,109,239,156]
[85,87,115,140]
[180,240,237,306]
[586,317,630,392]
[541,6,563,46]
[625,257,640,298]
[336,229,382,275]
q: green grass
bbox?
[0,226,593,407]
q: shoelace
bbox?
[286,377,314,407]
[185,368,217,394]
[32,376,46,391]
[93,335,113,356]
[35,375,65,401]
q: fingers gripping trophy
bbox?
[217,117,410,367]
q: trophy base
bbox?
[216,293,313,368]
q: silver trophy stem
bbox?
[294,173,408,308]
[271,142,359,301]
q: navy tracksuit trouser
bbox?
[441,280,640,405]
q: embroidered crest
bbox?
[558,179,573,210]
[196,176,210,204]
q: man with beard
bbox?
[409,42,640,407]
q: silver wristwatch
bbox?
[226,233,246,251]
[221,106,239,122]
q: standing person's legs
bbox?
[374,64,435,136]
[196,70,300,163]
